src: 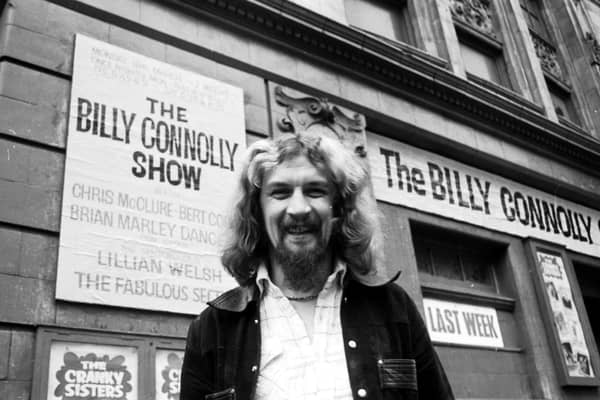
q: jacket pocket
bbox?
[205,387,235,400]
[377,358,418,391]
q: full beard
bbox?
[272,238,330,292]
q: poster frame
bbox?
[31,327,150,400]
[525,238,600,387]
[151,338,186,400]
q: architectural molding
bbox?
[449,0,496,38]
[273,86,367,157]
[530,30,564,82]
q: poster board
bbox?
[32,328,147,400]
[423,298,504,348]
[525,239,600,386]
[154,349,184,400]
[56,35,245,314]
[367,132,600,258]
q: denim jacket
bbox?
[181,273,454,400]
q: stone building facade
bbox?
[2,0,600,399]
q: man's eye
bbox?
[270,190,290,199]
[306,188,328,197]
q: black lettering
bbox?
[527,196,544,230]
[428,162,445,200]
[500,186,515,221]
[131,151,146,178]
[557,206,572,238]
[543,201,559,234]
[411,168,426,196]
[380,148,395,188]
[514,191,529,226]
[76,97,92,132]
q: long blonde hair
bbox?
[221,132,384,285]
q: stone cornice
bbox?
[177,0,600,173]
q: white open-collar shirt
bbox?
[255,261,353,400]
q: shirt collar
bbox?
[256,260,347,298]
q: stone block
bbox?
[0,275,55,324]
[1,24,71,75]
[77,0,141,22]
[165,45,218,78]
[3,0,49,31]
[377,91,417,126]
[108,25,166,62]
[140,0,197,43]
[195,18,220,52]
[0,180,61,231]
[0,138,65,187]
[55,303,192,337]
[0,226,21,275]
[0,140,28,183]
[46,1,110,44]
[8,329,34,380]
[214,64,267,108]
[338,76,380,112]
[0,328,10,379]
[413,103,448,138]
[0,96,67,148]
[474,130,503,158]
[20,231,58,280]
[296,59,342,97]
[214,28,251,66]
[244,103,269,137]
[248,40,296,81]
[0,380,31,400]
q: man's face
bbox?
[259,154,336,257]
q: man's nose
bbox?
[286,189,310,218]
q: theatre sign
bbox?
[56,35,244,314]
[368,133,600,258]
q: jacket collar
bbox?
[208,265,400,313]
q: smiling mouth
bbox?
[286,226,314,234]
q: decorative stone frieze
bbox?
[530,31,563,81]
[449,0,496,38]
[585,32,600,67]
[273,86,367,157]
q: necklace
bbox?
[285,293,318,301]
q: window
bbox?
[345,0,414,45]
[520,0,550,39]
[459,40,502,85]
[450,0,511,89]
[574,261,600,353]
[520,0,580,124]
[412,224,502,294]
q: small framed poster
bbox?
[153,341,185,400]
[32,328,147,400]
[525,238,600,386]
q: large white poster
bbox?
[368,133,600,258]
[56,35,244,314]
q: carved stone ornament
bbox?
[585,32,600,67]
[450,0,495,38]
[530,31,563,80]
[274,86,367,157]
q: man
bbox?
[181,132,454,400]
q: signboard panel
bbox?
[155,350,184,400]
[536,250,594,378]
[57,35,244,314]
[368,133,600,258]
[423,298,504,348]
[47,342,138,400]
